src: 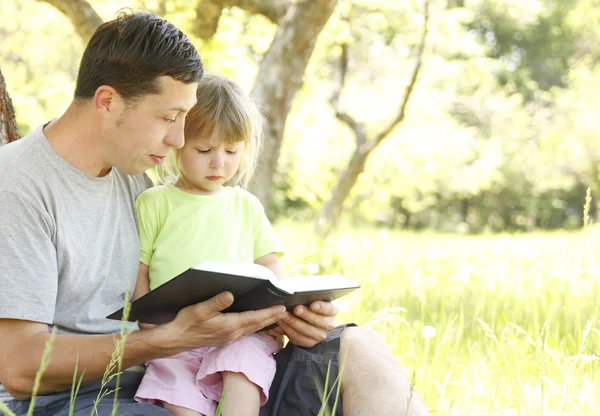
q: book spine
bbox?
[227,282,290,312]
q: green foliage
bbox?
[2,0,599,232]
[465,0,578,96]
[0,0,82,135]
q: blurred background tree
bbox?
[1,0,599,234]
[0,69,19,145]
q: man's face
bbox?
[105,76,198,175]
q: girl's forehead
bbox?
[190,135,244,147]
[195,130,245,146]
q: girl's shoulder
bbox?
[138,183,170,195]
[224,186,261,204]
[136,183,172,204]
[222,187,267,218]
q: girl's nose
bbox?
[210,151,225,168]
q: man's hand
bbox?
[159,291,289,354]
[276,301,338,348]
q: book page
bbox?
[277,274,359,294]
[193,262,277,283]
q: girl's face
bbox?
[175,132,245,195]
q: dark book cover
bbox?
[107,266,359,325]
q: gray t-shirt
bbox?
[0,124,149,401]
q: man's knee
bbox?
[340,326,382,351]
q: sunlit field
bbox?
[277,222,600,415]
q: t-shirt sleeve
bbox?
[249,194,284,260]
[0,191,57,323]
[136,191,161,266]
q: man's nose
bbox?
[164,121,185,149]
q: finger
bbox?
[269,326,285,336]
[192,292,234,320]
[293,305,336,332]
[281,312,328,344]
[277,319,318,348]
[268,330,285,349]
[266,329,279,338]
[235,306,288,333]
[309,301,339,317]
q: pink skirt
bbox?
[135,332,279,415]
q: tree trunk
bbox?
[526,193,539,232]
[315,147,370,237]
[0,69,19,146]
[460,197,470,223]
[38,0,103,44]
[249,0,339,206]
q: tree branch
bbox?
[193,0,225,40]
[193,0,291,40]
[329,43,368,147]
[370,0,430,150]
[232,0,290,23]
[38,0,103,44]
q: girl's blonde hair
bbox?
[159,73,263,188]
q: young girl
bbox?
[132,73,284,416]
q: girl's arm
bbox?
[255,252,284,279]
[133,262,156,329]
[133,262,150,300]
[255,252,286,341]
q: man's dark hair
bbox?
[74,10,203,102]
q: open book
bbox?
[107,262,360,325]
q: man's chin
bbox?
[116,163,150,176]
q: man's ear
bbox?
[94,85,122,119]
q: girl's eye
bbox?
[226,150,238,155]
[197,149,210,153]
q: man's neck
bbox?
[43,102,112,177]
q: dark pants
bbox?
[6,324,353,416]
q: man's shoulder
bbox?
[120,172,153,200]
[0,127,48,191]
[0,127,43,165]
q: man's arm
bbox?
[0,292,287,399]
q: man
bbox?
[0,11,429,416]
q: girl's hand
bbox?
[265,327,285,350]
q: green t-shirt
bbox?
[136,183,283,290]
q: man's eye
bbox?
[165,117,177,124]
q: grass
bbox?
[275,221,600,415]
[3,222,600,415]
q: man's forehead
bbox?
[151,77,198,111]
